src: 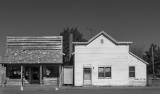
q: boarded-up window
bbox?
[129,66,135,77]
[98,67,111,78]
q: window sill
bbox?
[98,77,112,79]
[45,76,57,78]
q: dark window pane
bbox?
[46,66,59,77]
[101,39,104,44]
[129,72,135,77]
[84,68,91,73]
[99,73,104,77]
[105,67,111,77]
[46,68,54,77]
[8,66,21,79]
[98,67,104,77]
[105,72,111,77]
[129,67,135,71]
[129,66,135,77]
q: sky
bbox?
[0,0,160,56]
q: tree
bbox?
[143,44,160,77]
[130,45,144,58]
[60,27,87,65]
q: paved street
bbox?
[0,85,160,94]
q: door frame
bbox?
[24,65,40,84]
[31,66,40,84]
[83,66,92,85]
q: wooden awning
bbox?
[0,36,63,64]
[1,49,63,64]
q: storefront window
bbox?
[8,66,21,79]
[45,66,59,77]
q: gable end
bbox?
[73,31,132,45]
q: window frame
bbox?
[45,66,59,77]
[129,66,135,78]
[98,66,111,79]
[7,66,21,79]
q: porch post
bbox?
[21,66,23,90]
[40,65,42,86]
[29,67,31,84]
[58,65,61,87]
[2,67,6,87]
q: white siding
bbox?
[128,54,147,86]
[74,34,147,86]
[87,35,116,47]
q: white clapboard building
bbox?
[73,31,148,86]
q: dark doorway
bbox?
[25,66,31,83]
[83,68,92,85]
[24,66,40,84]
[31,66,40,84]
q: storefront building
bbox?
[73,31,148,86]
[1,36,63,86]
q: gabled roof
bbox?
[129,52,148,65]
[73,31,132,45]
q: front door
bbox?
[83,68,92,85]
[31,66,40,84]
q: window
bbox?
[84,68,91,80]
[8,66,21,79]
[129,66,135,78]
[98,67,111,78]
[100,39,104,44]
[45,66,59,77]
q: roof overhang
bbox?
[129,52,148,65]
[73,31,132,45]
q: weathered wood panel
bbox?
[43,77,58,85]
[5,78,28,85]
[3,36,63,64]
[4,49,62,63]
[7,36,62,50]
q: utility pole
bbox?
[152,45,155,79]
